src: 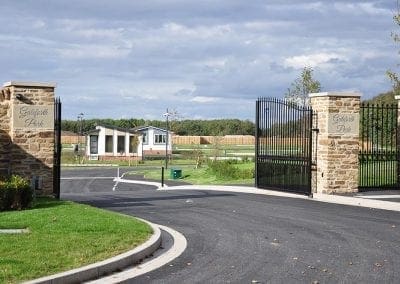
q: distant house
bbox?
[85,124,172,160]
[132,126,172,157]
[85,124,142,161]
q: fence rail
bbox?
[359,103,399,190]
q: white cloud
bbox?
[162,22,232,39]
[0,0,396,120]
[190,96,219,103]
[243,20,295,31]
[283,52,345,69]
[118,82,196,101]
[57,43,131,59]
[32,20,46,29]
[74,28,125,40]
[334,2,391,16]
[56,19,126,39]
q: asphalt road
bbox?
[61,167,400,283]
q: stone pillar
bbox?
[0,88,12,177]
[310,92,361,194]
[3,81,56,195]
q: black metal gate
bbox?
[255,98,314,195]
[359,103,399,191]
[53,98,62,199]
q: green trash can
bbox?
[170,168,182,179]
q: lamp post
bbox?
[163,109,171,169]
[77,113,84,163]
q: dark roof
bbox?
[131,125,167,132]
[85,129,100,135]
[88,123,139,134]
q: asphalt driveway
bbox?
[61,167,400,283]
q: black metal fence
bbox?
[359,103,399,191]
[53,98,62,199]
[255,98,313,195]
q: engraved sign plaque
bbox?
[328,113,359,135]
[13,105,54,129]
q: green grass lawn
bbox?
[131,162,255,185]
[61,143,256,166]
[0,198,152,284]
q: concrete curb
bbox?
[24,218,161,284]
[114,177,167,189]
[159,185,400,212]
[312,193,400,212]
[87,224,188,283]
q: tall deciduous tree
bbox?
[285,67,321,106]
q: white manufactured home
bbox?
[85,124,143,161]
[133,126,172,157]
[85,124,172,160]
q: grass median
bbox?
[0,198,152,284]
[134,161,255,185]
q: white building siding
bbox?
[85,125,143,159]
[139,127,172,155]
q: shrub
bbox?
[207,160,254,180]
[0,175,33,211]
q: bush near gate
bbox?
[0,175,33,211]
[207,160,254,180]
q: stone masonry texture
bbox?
[310,93,360,194]
[0,82,55,195]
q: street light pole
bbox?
[164,108,170,169]
[77,113,84,163]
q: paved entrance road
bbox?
[61,168,400,283]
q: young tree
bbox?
[387,1,400,96]
[285,67,321,106]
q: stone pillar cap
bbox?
[309,91,362,98]
[3,81,56,88]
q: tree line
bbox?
[62,118,255,136]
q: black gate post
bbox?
[308,105,313,196]
[397,105,400,190]
[255,99,260,188]
[53,98,62,199]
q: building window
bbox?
[129,136,137,153]
[154,134,166,144]
[117,136,125,153]
[105,135,113,153]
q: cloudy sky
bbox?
[0,0,398,120]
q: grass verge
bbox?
[0,198,152,284]
[133,162,255,185]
